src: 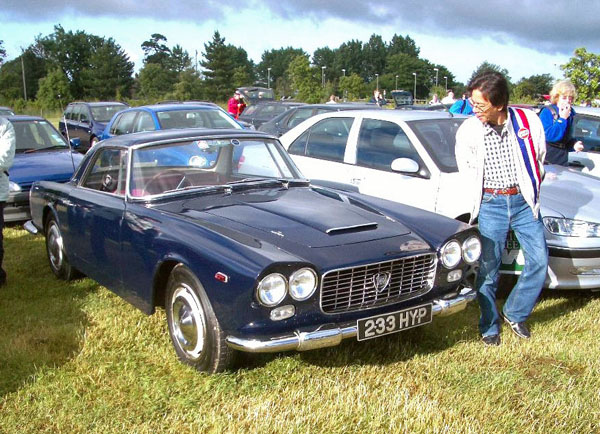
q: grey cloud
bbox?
[2,0,598,54]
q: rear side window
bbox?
[64,105,74,120]
[110,111,138,136]
[133,112,156,133]
[294,117,352,162]
[286,108,314,128]
[79,106,90,122]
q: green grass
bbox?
[1,227,599,433]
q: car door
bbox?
[287,116,356,184]
[345,117,442,214]
[76,105,93,149]
[66,147,128,290]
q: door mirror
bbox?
[70,138,81,149]
[391,157,419,173]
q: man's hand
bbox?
[573,140,584,152]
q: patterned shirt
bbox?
[482,121,519,189]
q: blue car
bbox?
[101,103,243,141]
[25,128,480,373]
[6,116,84,222]
[59,101,128,152]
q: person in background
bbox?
[326,94,337,104]
[539,80,584,166]
[0,117,16,287]
[227,91,246,119]
[449,93,474,115]
[455,72,548,346]
[370,89,386,107]
[442,90,456,104]
[429,94,441,105]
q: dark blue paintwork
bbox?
[28,128,477,341]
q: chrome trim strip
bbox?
[325,222,378,234]
[225,287,476,353]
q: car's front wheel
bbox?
[165,264,237,373]
[45,217,79,280]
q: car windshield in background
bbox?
[407,118,464,173]
[130,137,299,197]
[91,105,127,122]
[156,109,241,130]
[0,109,14,116]
[13,120,68,152]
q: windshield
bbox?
[130,137,302,197]
[91,105,127,122]
[392,91,413,106]
[12,120,68,152]
[0,109,14,116]
[241,88,275,101]
[156,109,241,130]
[407,118,465,172]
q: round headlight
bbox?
[462,236,482,264]
[289,268,317,301]
[441,240,461,268]
[9,181,21,193]
[257,273,287,307]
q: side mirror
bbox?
[70,138,81,149]
[391,157,419,173]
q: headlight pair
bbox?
[256,268,318,307]
[440,236,481,268]
[543,217,600,237]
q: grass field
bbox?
[0,226,599,433]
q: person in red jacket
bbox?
[227,91,246,119]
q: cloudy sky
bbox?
[1,0,598,84]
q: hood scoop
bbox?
[326,222,378,235]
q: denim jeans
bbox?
[476,192,548,337]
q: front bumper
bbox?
[545,247,600,289]
[5,191,30,223]
[225,287,476,353]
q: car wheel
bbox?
[45,217,78,280]
[165,264,237,373]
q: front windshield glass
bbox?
[130,137,301,197]
[12,120,68,152]
[91,105,127,122]
[156,109,241,130]
[407,118,465,172]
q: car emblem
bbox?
[372,272,391,292]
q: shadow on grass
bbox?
[0,229,99,397]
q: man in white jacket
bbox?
[455,72,548,346]
[0,117,15,287]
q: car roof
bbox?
[573,106,600,116]
[297,103,380,109]
[97,128,276,149]
[125,104,222,112]
[300,109,464,122]
[69,101,128,107]
[5,115,47,122]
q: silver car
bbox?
[280,109,600,290]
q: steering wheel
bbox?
[144,169,191,195]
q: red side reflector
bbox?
[215,272,229,283]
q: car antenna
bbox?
[63,114,76,172]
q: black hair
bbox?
[468,72,509,110]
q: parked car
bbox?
[238,101,306,129]
[0,106,15,116]
[59,102,128,152]
[258,103,381,137]
[567,106,600,175]
[5,115,84,222]
[25,127,480,373]
[236,86,275,103]
[157,100,254,129]
[280,109,600,290]
[101,104,243,141]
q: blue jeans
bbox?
[476,192,548,337]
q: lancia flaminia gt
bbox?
[26,128,480,373]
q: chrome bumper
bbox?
[24,220,39,235]
[226,287,476,353]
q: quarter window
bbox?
[110,111,138,136]
[301,117,353,162]
[133,112,156,133]
[82,148,128,195]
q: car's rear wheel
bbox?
[45,217,79,280]
[165,264,237,373]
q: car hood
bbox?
[541,165,600,221]
[11,150,84,186]
[155,186,420,249]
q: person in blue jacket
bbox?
[449,94,474,115]
[539,80,584,165]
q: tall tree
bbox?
[0,48,48,101]
[257,47,306,87]
[37,68,72,109]
[512,74,554,101]
[141,33,172,67]
[0,40,6,66]
[335,40,364,78]
[81,38,134,99]
[201,31,234,101]
[562,48,600,102]
[387,34,420,58]
[362,34,387,82]
[170,44,192,73]
[287,55,321,103]
[468,61,511,85]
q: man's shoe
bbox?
[482,334,501,346]
[501,312,531,339]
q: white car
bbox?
[280,109,600,290]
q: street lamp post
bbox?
[434,68,439,87]
[395,75,398,90]
[342,68,346,77]
[444,76,447,92]
[267,67,271,89]
[375,73,379,91]
[412,72,417,100]
[322,66,326,88]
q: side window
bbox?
[133,112,155,133]
[288,130,310,156]
[64,105,73,120]
[304,117,353,163]
[356,118,421,171]
[72,105,82,122]
[79,106,90,123]
[573,114,600,151]
[287,109,314,128]
[110,111,138,136]
[82,148,128,194]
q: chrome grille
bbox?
[320,253,436,314]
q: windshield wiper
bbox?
[23,145,67,153]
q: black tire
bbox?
[45,217,79,280]
[165,264,237,373]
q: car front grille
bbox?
[320,253,437,314]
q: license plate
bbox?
[357,303,433,341]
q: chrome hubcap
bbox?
[171,284,206,359]
[47,223,63,270]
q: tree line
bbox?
[0,25,598,110]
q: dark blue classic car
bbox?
[26,129,480,373]
[6,115,84,222]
